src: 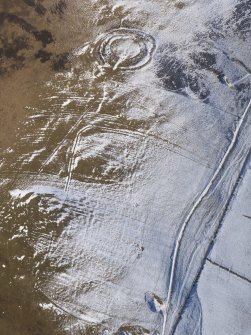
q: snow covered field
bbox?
[0,0,250,334]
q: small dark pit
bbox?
[175,2,186,9]
[52,52,70,71]
[35,49,52,63]
[192,52,217,70]
[33,30,54,47]
[51,0,67,17]
[22,0,47,16]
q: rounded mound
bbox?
[95,28,156,70]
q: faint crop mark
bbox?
[64,125,92,193]
[63,87,108,193]
[38,112,87,173]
